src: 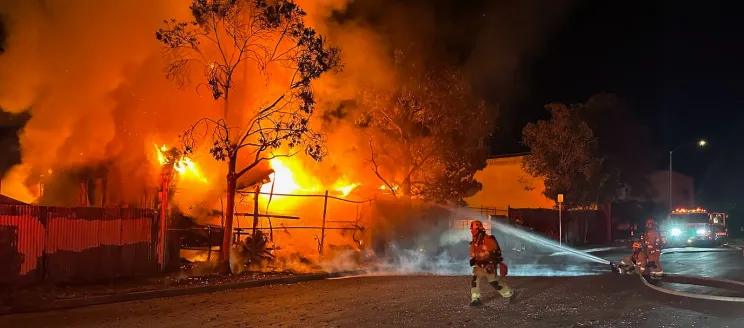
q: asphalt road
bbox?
[2,247,743,328]
[591,246,744,281]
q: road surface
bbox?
[1,248,742,328]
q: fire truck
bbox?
[663,208,728,247]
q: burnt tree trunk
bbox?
[221,157,237,273]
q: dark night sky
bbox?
[500,1,744,208]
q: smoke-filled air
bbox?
[0,0,601,277]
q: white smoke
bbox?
[360,208,612,277]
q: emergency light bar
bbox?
[672,207,706,214]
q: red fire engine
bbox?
[664,207,728,247]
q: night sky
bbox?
[500,1,744,209]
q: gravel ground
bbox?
[1,274,742,328]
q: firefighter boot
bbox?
[647,261,663,279]
[470,275,482,306]
[489,278,513,298]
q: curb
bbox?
[1,270,360,315]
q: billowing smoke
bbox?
[0,0,213,203]
[0,0,578,202]
[0,0,363,204]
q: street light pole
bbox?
[669,150,673,214]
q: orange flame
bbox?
[259,158,359,197]
[379,184,399,192]
[335,182,360,197]
[153,143,207,183]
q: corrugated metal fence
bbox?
[0,205,159,285]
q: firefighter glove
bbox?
[469,258,476,267]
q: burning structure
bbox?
[0,0,570,277]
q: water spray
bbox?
[488,218,610,265]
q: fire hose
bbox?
[638,273,744,303]
[609,260,744,302]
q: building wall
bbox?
[465,155,555,210]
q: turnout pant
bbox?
[471,265,512,300]
[619,251,642,272]
[638,248,663,276]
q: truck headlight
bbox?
[671,228,682,236]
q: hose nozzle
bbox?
[609,261,620,274]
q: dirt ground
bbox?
[2,274,743,328]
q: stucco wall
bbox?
[465,156,556,210]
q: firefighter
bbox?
[468,220,513,306]
[638,218,667,279]
[618,240,643,274]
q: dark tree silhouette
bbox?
[358,49,495,205]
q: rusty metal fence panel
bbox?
[0,205,159,285]
[0,205,44,284]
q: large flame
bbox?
[261,158,305,194]
[259,158,359,197]
[153,143,207,183]
[335,181,360,197]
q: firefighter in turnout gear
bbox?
[618,240,643,274]
[638,218,667,279]
[468,220,513,306]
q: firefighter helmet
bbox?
[645,218,656,230]
[470,220,485,236]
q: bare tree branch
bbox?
[368,139,397,197]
